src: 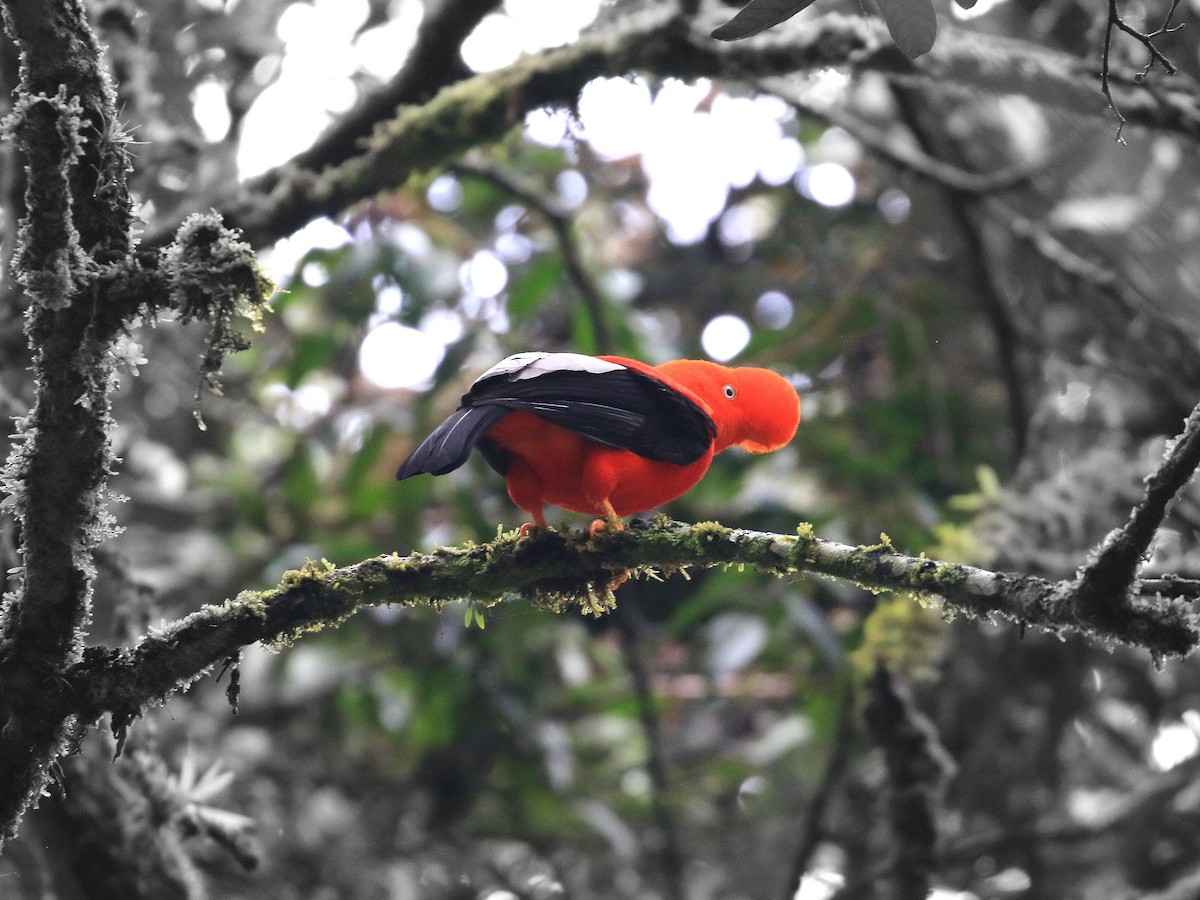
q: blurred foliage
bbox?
[88,89,1004,895]
[10,0,1200,897]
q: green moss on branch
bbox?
[65,518,1198,731]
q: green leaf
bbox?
[711,0,821,40]
[508,254,565,324]
[286,333,340,387]
[283,448,320,510]
[874,0,937,58]
[345,424,392,518]
[571,302,598,355]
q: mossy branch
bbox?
[167,10,1200,251]
[62,518,1197,733]
[1074,399,1200,628]
[0,2,273,852]
[0,0,134,849]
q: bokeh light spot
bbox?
[460,14,522,71]
[576,77,653,159]
[754,290,794,329]
[427,175,463,213]
[462,250,509,298]
[192,77,232,142]
[799,162,856,208]
[701,314,752,362]
[877,187,912,224]
[759,137,805,186]
[556,169,589,209]
[1151,717,1200,770]
[359,322,444,389]
[524,108,570,146]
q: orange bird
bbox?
[396,352,801,530]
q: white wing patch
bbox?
[476,352,625,384]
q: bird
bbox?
[395,351,801,532]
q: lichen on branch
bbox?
[2,88,91,309]
[160,212,275,400]
[0,0,136,849]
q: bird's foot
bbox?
[588,517,626,538]
[588,501,628,589]
[588,499,625,538]
[518,509,550,538]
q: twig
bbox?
[883,82,1040,462]
[1102,0,1126,141]
[1137,574,1200,598]
[1005,208,1200,409]
[450,160,613,353]
[1101,0,1184,142]
[779,677,856,900]
[289,0,502,174]
[1111,0,1183,75]
[941,751,1200,862]
[613,603,686,900]
[761,78,1042,195]
[1073,399,1200,631]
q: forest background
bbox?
[4,0,1200,898]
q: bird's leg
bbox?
[589,499,629,589]
[588,499,624,538]
[518,506,549,538]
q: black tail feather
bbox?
[395,406,510,480]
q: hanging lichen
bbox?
[160,212,275,412]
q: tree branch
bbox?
[450,159,613,352]
[0,0,134,848]
[779,676,856,900]
[613,604,685,900]
[280,0,503,176]
[864,661,949,900]
[1004,205,1200,409]
[761,77,1042,195]
[0,2,274,851]
[150,11,1200,253]
[57,515,1197,737]
[1072,398,1200,636]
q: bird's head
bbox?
[656,360,801,454]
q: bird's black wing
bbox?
[467,367,716,465]
[396,361,716,481]
[395,405,511,479]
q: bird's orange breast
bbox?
[485,412,715,518]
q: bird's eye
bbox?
[722,384,736,399]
